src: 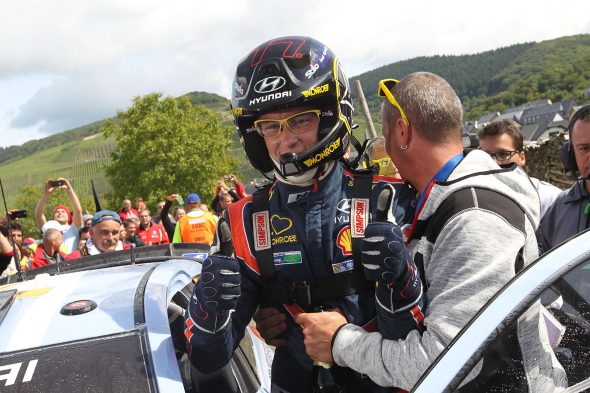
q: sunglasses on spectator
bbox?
[253,110,321,139]
[377,79,410,125]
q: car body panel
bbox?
[0,265,154,353]
[142,260,201,391]
[0,249,274,393]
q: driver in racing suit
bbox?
[185,36,424,392]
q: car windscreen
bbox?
[0,329,157,392]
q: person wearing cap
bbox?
[34,178,84,254]
[82,213,94,228]
[66,210,131,259]
[172,193,217,245]
[22,237,37,248]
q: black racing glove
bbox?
[188,255,241,334]
[362,222,423,314]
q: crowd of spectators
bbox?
[0,173,248,278]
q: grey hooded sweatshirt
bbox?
[331,150,550,390]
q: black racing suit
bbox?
[186,163,417,392]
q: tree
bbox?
[103,93,238,209]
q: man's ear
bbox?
[519,150,526,166]
[398,117,411,146]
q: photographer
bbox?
[211,174,246,217]
[0,211,28,277]
[34,178,84,253]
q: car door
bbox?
[413,230,590,393]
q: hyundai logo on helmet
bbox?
[254,76,286,94]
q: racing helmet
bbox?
[231,36,353,177]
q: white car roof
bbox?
[0,263,156,353]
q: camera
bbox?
[9,210,27,220]
[50,180,65,188]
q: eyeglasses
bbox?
[482,150,519,162]
[371,157,392,168]
[253,110,321,139]
[377,79,410,125]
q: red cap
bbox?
[53,204,73,225]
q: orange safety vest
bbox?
[177,211,217,245]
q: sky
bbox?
[1,0,589,148]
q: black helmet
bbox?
[231,36,353,177]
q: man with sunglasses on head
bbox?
[295,72,564,391]
[66,210,131,258]
[479,119,561,218]
[184,36,421,392]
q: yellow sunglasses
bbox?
[371,157,392,168]
[377,79,410,125]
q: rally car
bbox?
[0,244,273,393]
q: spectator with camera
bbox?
[159,194,184,240]
[0,212,30,277]
[7,221,23,247]
[152,201,166,224]
[211,174,246,217]
[34,178,84,254]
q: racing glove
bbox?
[188,255,241,334]
[362,222,423,314]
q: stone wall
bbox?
[525,130,573,190]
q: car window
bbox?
[455,258,590,392]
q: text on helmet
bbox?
[303,137,341,167]
[301,83,329,98]
[249,91,292,106]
